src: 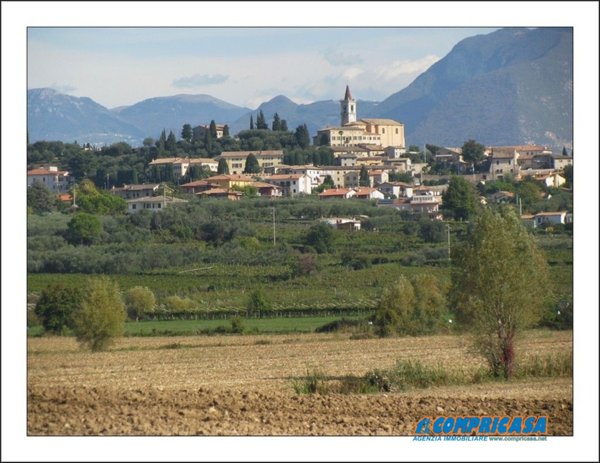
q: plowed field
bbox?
[27,331,573,435]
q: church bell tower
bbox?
[340,85,357,126]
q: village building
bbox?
[126,195,188,213]
[27,166,72,193]
[214,150,284,175]
[193,123,228,140]
[262,174,312,197]
[111,183,161,200]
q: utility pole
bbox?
[272,207,276,247]
[447,223,451,260]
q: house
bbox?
[537,173,566,189]
[126,196,188,213]
[367,169,388,187]
[314,86,405,149]
[378,182,413,199]
[383,157,412,173]
[534,211,568,227]
[180,179,221,194]
[321,217,361,231]
[193,123,228,140]
[488,149,520,180]
[111,183,161,200]
[384,146,407,159]
[552,155,573,171]
[319,188,356,200]
[252,182,283,197]
[196,188,242,201]
[148,157,190,179]
[263,174,311,197]
[188,158,219,173]
[354,187,385,200]
[215,150,284,174]
[204,174,255,190]
[376,198,440,214]
[489,190,515,204]
[27,166,71,193]
[433,147,466,172]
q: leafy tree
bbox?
[280,120,288,132]
[294,124,310,148]
[272,113,281,131]
[305,222,335,253]
[72,277,127,351]
[411,274,446,334]
[461,139,486,167]
[217,158,230,175]
[418,218,445,243]
[562,165,573,186]
[292,253,319,277]
[449,206,551,379]
[359,165,370,187]
[516,178,543,212]
[143,137,155,147]
[247,288,269,317]
[34,284,83,334]
[315,175,335,193]
[124,286,156,320]
[256,110,268,130]
[181,124,193,142]
[66,212,102,245]
[73,179,127,215]
[27,182,56,214]
[441,176,479,221]
[373,276,415,337]
[244,153,261,173]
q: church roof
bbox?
[344,85,353,100]
[360,118,404,126]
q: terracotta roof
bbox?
[354,188,379,195]
[149,157,186,165]
[218,150,283,158]
[359,118,404,126]
[126,196,187,204]
[180,180,214,188]
[319,188,353,197]
[188,158,218,164]
[252,182,281,189]
[266,174,304,181]
[27,168,68,176]
[197,188,241,196]
[535,211,567,217]
[206,174,253,182]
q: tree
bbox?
[272,113,281,131]
[359,165,370,187]
[156,130,167,151]
[27,182,56,214]
[223,125,230,137]
[66,212,102,245]
[166,131,177,152]
[124,286,156,320]
[244,153,261,173]
[411,274,446,334]
[72,277,127,351]
[247,288,269,318]
[256,110,268,130]
[373,276,415,337]
[449,206,551,379]
[461,139,486,167]
[209,120,218,138]
[294,124,310,148]
[562,146,568,156]
[181,124,193,142]
[280,120,288,132]
[305,222,335,253]
[35,284,83,334]
[217,158,230,175]
[441,176,479,221]
[250,115,254,130]
[562,165,573,186]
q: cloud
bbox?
[375,55,440,81]
[49,83,77,94]
[321,49,363,66]
[172,73,229,88]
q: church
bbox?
[314,86,405,149]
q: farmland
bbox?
[27,330,573,435]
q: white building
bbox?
[27,166,71,193]
[126,196,188,213]
[264,174,312,197]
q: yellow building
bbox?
[315,86,405,149]
[215,150,284,174]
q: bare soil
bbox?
[27,331,573,435]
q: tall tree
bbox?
[250,115,254,130]
[35,284,83,335]
[441,176,479,221]
[280,119,288,132]
[217,158,230,175]
[562,146,568,156]
[156,129,167,151]
[272,113,281,131]
[461,139,486,167]
[359,165,370,187]
[209,120,218,138]
[223,125,230,138]
[181,124,193,143]
[256,110,268,130]
[294,124,310,148]
[166,131,177,152]
[243,153,261,174]
[450,206,550,379]
[66,212,103,245]
[27,182,56,214]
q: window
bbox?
[382,128,385,134]
[132,204,136,210]
[395,128,398,134]
[350,105,354,112]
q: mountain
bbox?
[229,95,380,135]
[113,94,250,140]
[375,27,573,148]
[27,88,145,145]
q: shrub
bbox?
[124,286,156,320]
[230,316,245,334]
[292,369,329,394]
[72,277,126,351]
[246,288,270,318]
[34,284,83,335]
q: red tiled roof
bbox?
[319,188,353,197]
[27,168,68,176]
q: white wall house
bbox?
[264,174,312,196]
[126,196,188,213]
[27,166,71,193]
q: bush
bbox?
[246,288,270,318]
[72,277,126,351]
[124,286,156,320]
[230,316,245,334]
[34,284,83,335]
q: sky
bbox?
[27,27,498,109]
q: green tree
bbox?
[34,284,83,335]
[217,158,230,175]
[562,146,568,156]
[373,276,415,337]
[156,130,167,152]
[411,274,446,334]
[72,277,127,352]
[305,222,335,254]
[250,115,254,130]
[66,212,102,245]
[461,139,486,167]
[562,165,573,186]
[294,124,310,148]
[166,131,177,152]
[441,176,479,221]
[223,125,230,137]
[244,153,261,174]
[209,120,218,138]
[124,286,156,320]
[272,113,281,131]
[256,110,268,130]
[27,182,56,214]
[280,120,288,132]
[247,288,269,318]
[449,207,551,379]
[359,165,370,187]
[181,124,193,142]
